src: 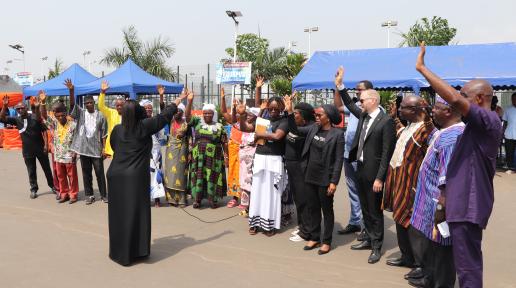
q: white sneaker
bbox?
[289,234,305,242]
[507,170,514,175]
[291,228,300,236]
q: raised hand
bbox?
[220,87,225,98]
[283,94,293,113]
[2,95,9,106]
[415,41,426,71]
[100,80,109,93]
[178,88,188,101]
[63,78,74,90]
[187,89,194,101]
[236,104,246,115]
[157,84,165,95]
[33,94,41,107]
[38,90,47,104]
[334,66,344,87]
[256,75,265,88]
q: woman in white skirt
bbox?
[248,97,288,237]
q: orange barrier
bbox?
[2,129,22,150]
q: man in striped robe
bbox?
[383,95,436,270]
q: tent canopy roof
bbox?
[75,59,183,98]
[292,42,516,92]
[23,64,97,97]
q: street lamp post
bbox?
[40,56,48,82]
[226,10,242,63]
[304,27,319,58]
[83,50,91,71]
[381,20,398,48]
[8,44,25,72]
[226,10,243,103]
[288,41,297,54]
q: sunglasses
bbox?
[359,97,374,103]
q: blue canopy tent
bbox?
[23,63,97,97]
[75,59,183,99]
[292,42,516,93]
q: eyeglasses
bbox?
[268,107,281,112]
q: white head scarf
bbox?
[177,103,186,112]
[202,103,218,123]
[139,99,153,107]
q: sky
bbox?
[2,0,515,80]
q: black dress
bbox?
[107,105,176,266]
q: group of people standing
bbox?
[0,43,503,288]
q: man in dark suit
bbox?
[334,67,396,263]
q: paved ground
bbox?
[0,149,515,288]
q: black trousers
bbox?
[23,151,54,193]
[80,155,107,197]
[409,226,456,288]
[305,183,334,245]
[285,160,310,239]
[397,223,416,266]
[505,138,516,169]
[356,164,384,249]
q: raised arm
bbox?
[64,79,74,113]
[173,88,188,106]
[333,89,345,113]
[254,75,265,108]
[38,90,48,120]
[98,80,110,114]
[284,94,310,136]
[1,96,9,122]
[334,67,362,118]
[142,103,178,136]
[416,42,469,116]
[158,84,165,111]
[184,90,194,123]
[33,92,42,121]
[219,87,233,124]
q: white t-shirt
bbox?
[503,106,516,139]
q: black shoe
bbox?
[30,191,38,199]
[85,196,95,205]
[69,198,78,204]
[337,224,361,235]
[357,229,370,242]
[404,267,425,280]
[386,257,414,268]
[368,248,381,264]
[55,194,60,200]
[101,196,108,203]
[350,240,372,250]
[58,196,70,203]
[408,276,428,288]
[303,242,320,251]
[51,187,57,194]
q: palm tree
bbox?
[101,26,176,81]
[48,59,64,79]
[398,16,457,47]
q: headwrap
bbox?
[177,103,186,112]
[139,99,153,107]
[321,104,341,125]
[294,102,315,122]
[247,107,260,117]
[202,103,218,123]
[14,102,26,109]
[435,95,450,106]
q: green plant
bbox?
[398,16,457,47]
[101,26,176,81]
[48,59,64,79]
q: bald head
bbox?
[461,79,494,110]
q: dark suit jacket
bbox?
[287,114,345,186]
[338,89,396,182]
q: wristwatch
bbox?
[436,203,444,211]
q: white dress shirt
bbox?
[359,107,381,161]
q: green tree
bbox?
[101,26,176,81]
[399,16,457,47]
[48,59,64,79]
[225,33,269,63]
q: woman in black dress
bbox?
[284,95,344,255]
[107,100,177,266]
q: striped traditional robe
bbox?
[383,120,436,228]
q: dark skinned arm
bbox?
[416,42,470,116]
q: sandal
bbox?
[249,227,258,235]
[226,199,238,208]
[193,202,200,209]
[264,229,276,237]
